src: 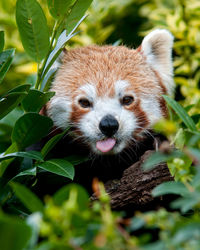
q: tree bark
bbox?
[91,149,173,210]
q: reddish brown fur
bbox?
[70,103,89,124]
[49,45,167,124]
[52,45,164,97]
[158,97,168,118]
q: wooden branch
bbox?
[91,150,173,210]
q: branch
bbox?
[91,149,173,210]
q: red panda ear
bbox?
[140,29,174,95]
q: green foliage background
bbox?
[0,0,200,249]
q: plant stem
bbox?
[35,20,59,90]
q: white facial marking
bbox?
[115,80,130,97]
[48,96,71,129]
[79,97,137,154]
[140,94,162,124]
[79,83,96,98]
[77,80,138,154]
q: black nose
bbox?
[99,115,119,137]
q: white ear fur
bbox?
[141,29,174,95]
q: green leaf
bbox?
[37,159,74,179]
[22,89,55,112]
[7,84,31,94]
[0,151,43,162]
[188,148,200,162]
[41,127,69,158]
[47,0,75,19]
[10,182,44,212]
[35,241,64,250]
[0,143,19,176]
[171,195,200,213]
[0,214,32,250]
[0,31,4,52]
[152,181,189,197]
[172,223,200,244]
[12,167,37,180]
[142,151,183,171]
[129,217,146,231]
[163,95,197,132]
[0,92,27,120]
[0,49,15,84]
[173,128,185,150]
[53,184,89,208]
[16,0,50,62]
[11,113,53,150]
[65,0,93,34]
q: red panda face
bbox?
[47,29,174,154]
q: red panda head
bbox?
[47,29,174,154]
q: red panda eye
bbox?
[78,98,92,108]
[121,96,134,106]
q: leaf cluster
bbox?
[0,1,93,249]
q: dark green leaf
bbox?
[152,181,189,197]
[0,184,11,205]
[16,0,50,62]
[0,151,43,162]
[41,127,69,158]
[11,113,53,150]
[0,92,27,120]
[163,95,197,131]
[22,89,55,112]
[10,182,44,212]
[7,84,31,94]
[0,214,32,250]
[0,31,4,52]
[65,0,93,34]
[0,49,15,84]
[37,158,74,179]
[12,167,37,179]
[0,143,19,176]
[47,0,75,19]
[191,114,200,124]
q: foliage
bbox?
[0,0,92,233]
[141,0,200,112]
[0,0,200,250]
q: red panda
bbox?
[46,29,174,155]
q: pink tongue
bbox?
[96,138,116,153]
